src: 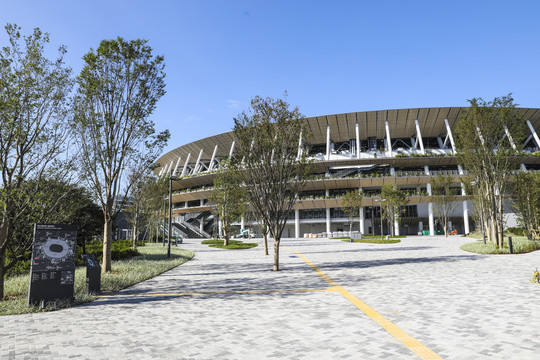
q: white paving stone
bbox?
[1,236,539,359]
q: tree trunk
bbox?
[262,230,269,256]
[223,228,229,246]
[0,246,5,300]
[102,219,113,273]
[273,237,280,271]
[132,221,138,249]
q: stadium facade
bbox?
[155,107,540,239]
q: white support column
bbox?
[295,209,300,238]
[527,120,540,149]
[359,187,364,234]
[385,121,392,157]
[394,217,400,236]
[172,156,182,176]
[228,141,236,158]
[218,220,223,238]
[415,120,425,154]
[458,165,470,234]
[444,119,457,155]
[356,122,361,158]
[326,125,331,160]
[193,149,204,174]
[425,165,434,235]
[359,207,365,235]
[208,145,218,171]
[241,216,245,231]
[200,217,204,233]
[180,153,192,177]
[504,125,526,171]
[326,208,331,234]
[165,161,173,177]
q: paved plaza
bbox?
[2,235,540,359]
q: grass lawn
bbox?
[460,234,540,254]
[201,239,258,249]
[333,235,404,244]
[1,244,194,316]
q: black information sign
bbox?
[82,253,101,294]
[28,224,78,306]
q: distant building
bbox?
[155,108,540,238]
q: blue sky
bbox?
[1,1,539,154]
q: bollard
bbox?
[508,236,513,254]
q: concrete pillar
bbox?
[359,207,365,234]
[172,156,182,176]
[208,145,218,171]
[394,217,400,236]
[419,221,423,234]
[326,208,331,234]
[326,125,331,160]
[295,209,300,238]
[229,141,235,158]
[428,201,435,236]
[180,153,192,177]
[444,119,457,155]
[241,216,245,231]
[355,122,360,158]
[463,201,470,234]
[458,164,470,235]
[218,220,223,237]
[385,120,392,157]
[426,165,434,235]
[415,119,425,155]
[200,218,204,233]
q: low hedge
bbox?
[6,240,143,277]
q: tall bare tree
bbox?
[72,37,169,273]
[341,190,364,238]
[233,96,310,271]
[511,171,540,239]
[124,173,164,248]
[455,95,525,248]
[0,24,72,299]
[430,175,459,237]
[381,184,408,236]
[210,159,245,246]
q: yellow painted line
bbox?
[284,247,443,360]
[98,288,328,298]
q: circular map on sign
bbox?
[42,238,70,259]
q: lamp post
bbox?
[375,198,386,240]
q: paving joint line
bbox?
[284,246,444,360]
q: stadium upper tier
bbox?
[155,107,540,180]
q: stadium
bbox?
[155,107,540,239]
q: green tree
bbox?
[72,37,170,273]
[511,171,540,239]
[430,175,459,237]
[341,190,364,237]
[209,160,245,246]
[124,173,164,249]
[0,24,73,299]
[233,95,310,271]
[454,95,525,248]
[8,178,103,275]
[381,184,408,236]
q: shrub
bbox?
[6,239,143,277]
[531,269,540,284]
